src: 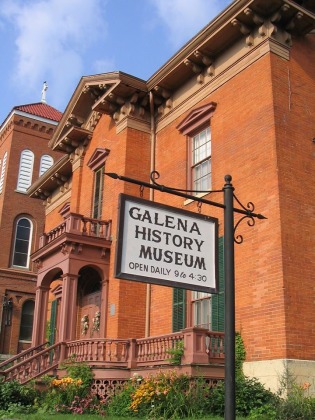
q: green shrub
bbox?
[39,360,100,415]
[0,379,37,411]
[209,375,277,417]
[166,340,184,365]
[59,357,94,388]
[275,381,315,420]
[106,371,214,419]
[105,380,136,417]
[235,332,246,378]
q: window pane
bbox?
[13,252,28,267]
[16,225,31,240]
[193,159,211,191]
[15,239,30,254]
[192,292,211,329]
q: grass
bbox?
[0,415,246,420]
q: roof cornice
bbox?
[147,0,315,91]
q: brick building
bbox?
[2,0,313,394]
[0,100,62,357]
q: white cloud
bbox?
[0,0,108,108]
[92,58,117,75]
[150,0,231,48]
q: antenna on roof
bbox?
[41,81,48,103]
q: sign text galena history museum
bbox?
[115,195,218,293]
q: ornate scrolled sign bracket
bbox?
[105,170,266,245]
[233,197,256,244]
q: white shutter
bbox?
[0,151,8,194]
[17,150,34,192]
[39,154,53,176]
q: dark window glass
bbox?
[93,167,104,219]
[12,218,32,268]
[19,300,35,341]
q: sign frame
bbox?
[115,194,219,293]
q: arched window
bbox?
[12,217,33,268]
[0,151,8,194]
[16,149,34,192]
[19,300,35,341]
[39,154,54,176]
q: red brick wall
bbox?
[149,45,315,362]
[0,114,62,354]
[38,36,314,361]
[271,36,315,360]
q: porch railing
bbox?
[0,341,49,370]
[135,332,184,366]
[39,213,111,247]
[0,329,224,384]
[0,342,63,384]
[65,339,130,367]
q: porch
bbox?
[0,328,224,400]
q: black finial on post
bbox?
[224,174,232,185]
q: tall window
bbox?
[92,167,105,219]
[192,127,211,191]
[19,300,35,341]
[192,291,211,329]
[87,148,110,220]
[176,102,217,194]
[12,217,33,268]
[0,151,8,193]
[17,149,34,192]
[39,154,53,176]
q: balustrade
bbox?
[136,332,184,365]
[39,213,111,247]
[0,329,224,384]
[65,339,129,366]
[0,342,49,370]
[0,342,63,384]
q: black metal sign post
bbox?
[105,171,266,420]
[223,175,236,420]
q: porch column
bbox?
[32,285,49,346]
[181,327,210,364]
[58,273,78,342]
[100,276,109,337]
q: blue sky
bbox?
[0,0,231,124]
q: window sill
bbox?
[10,265,30,271]
[14,189,28,194]
[184,191,211,206]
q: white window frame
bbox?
[16,149,34,192]
[191,126,211,192]
[191,291,211,329]
[12,217,33,269]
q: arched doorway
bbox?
[77,267,102,339]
